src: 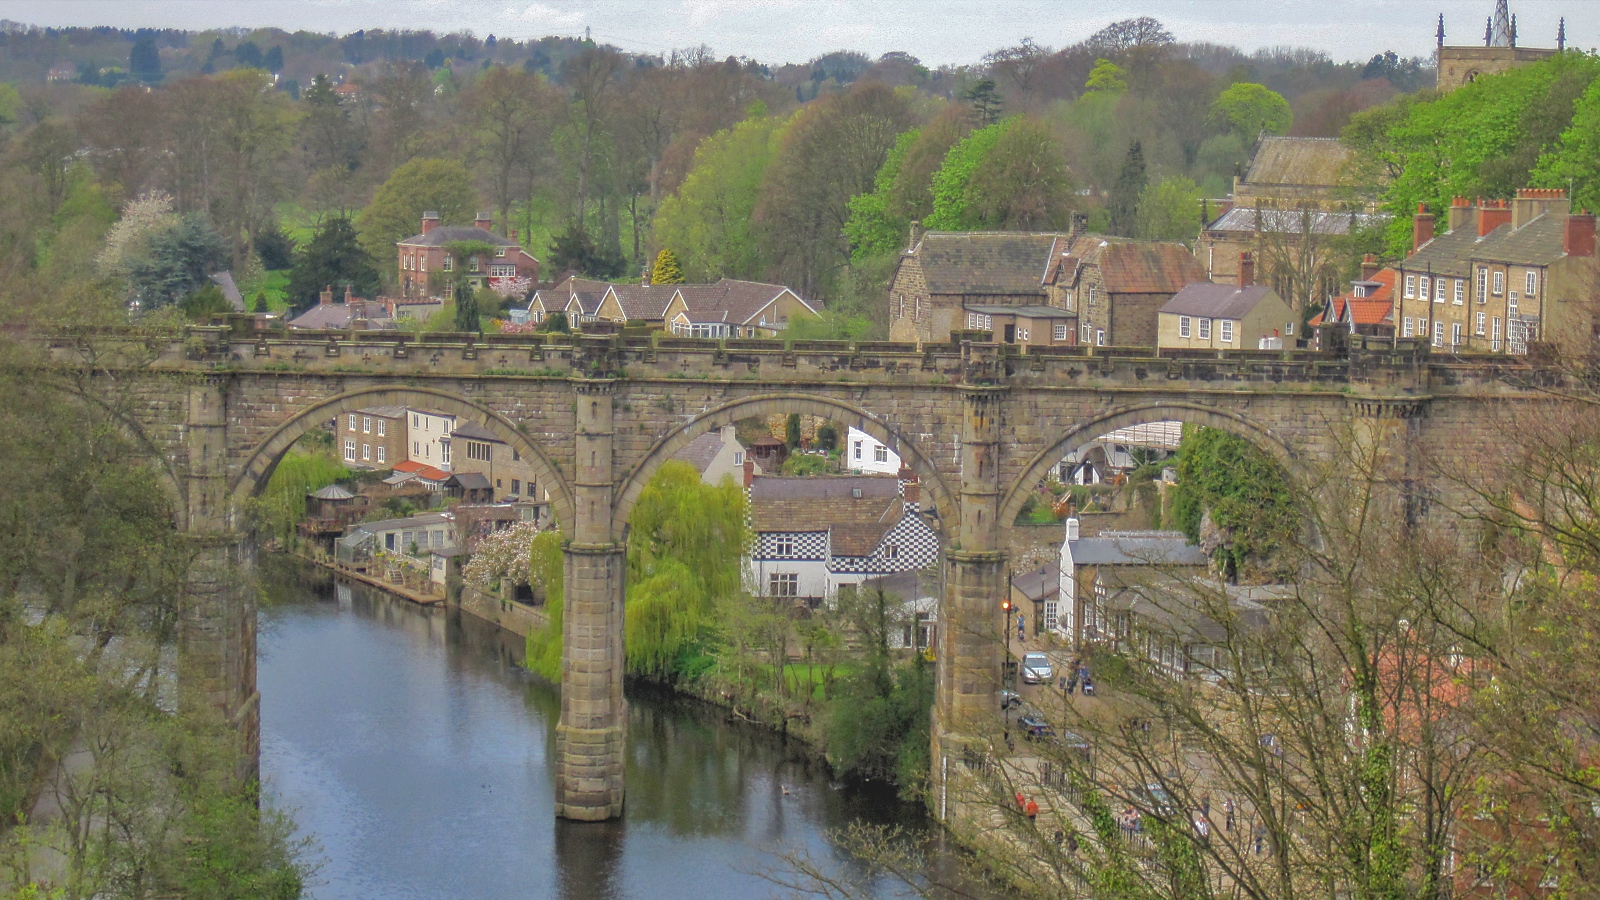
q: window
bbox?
[1404,274,1416,298]
[1179,316,1191,338]
[377,420,386,436]
[1419,275,1429,299]
[362,416,371,433]
[489,264,516,277]
[362,443,370,460]
[1454,279,1464,305]
[442,256,453,272]
[1509,290,1519,317]
[344,440,357,461]
[1435,278,1446,303]
[882,543,899,560]
[1491,316,1502,349]
[1492,270,1504,295]
[419,255,427,272]
[377,446,386,464]
[1476,267,1487,301]
[1198,317,1211,340]
[1081,323,1092,343]
[874,445,889,463]
[1220,320,1234,343]
[1526,270,1538,296]
[1095,329,1105,346]
[441,442,451,465]
[733,451,744,466]
[469,257,480,272]
[1452,322,1463,348]
[413,441,420,455]
[1433,319,1444,347]
[769,572,799,597]
[854,441,863,460]
[495,247,506,257]
[1403,317,1414,337]
[1053,324,1067,341]
[1475,311,1486,336]
[413,414,420,428]
[511,479,520,495]
[1017,327,1029,341]
[775,536,794,556]
[1285,320,1294,336]
[348,414,357,431]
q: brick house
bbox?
[395,212,539,301]
[1394,191,1597,355]
[338,405,407,469]
[449,420,541,503]
[1309,257,1396,346]
[1053,238,1207,347]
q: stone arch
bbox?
[998,400,1299,530]
[613,392,958,531]
[228,386,575,527]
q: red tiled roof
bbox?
[392,460,451,482]
[1094,242,1207,295]
[1313,269,1395,327]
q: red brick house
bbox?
[395,213,539,301]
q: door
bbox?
[1004,324,1016,343]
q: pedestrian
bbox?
[1017,614,1026,641]
[1066,672,1078,694]
[1225,797,1236,832]
[1058,674,1067,691]
[1202,795,1211,817]
[1025,798,1039,820]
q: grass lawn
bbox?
[764,663,851,701]
[237,269,292,312]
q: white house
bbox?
[407,408,457,471]
[670,424,756,486]
[1056,518,1208,645]
[845,426,902,476]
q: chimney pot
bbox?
[1237,250,1255,287]
[1361,253,1381,282]
[1565,211,1596,258]
[475,212,493,231]
[320,285,333,306]
[1413,204,1436,252]
[421,211,439,235]
[1478,200,1511,237]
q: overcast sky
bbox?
[0,1,1590,67]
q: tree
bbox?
[1135,175,1202,243]
[962,78,1002,125]
[650,248,685,285]
[179,282,232,320]
[254,224,295,270]
[263,45,284,73]
[925,119,1009,230]
[547,225,625,279]
[785,413,802,450]
[538,311,570,333]
[1170,424,1296,579]
[465,65,550,231]
[985,39,1050,113]
[234,41,264,69]
[961,118,1075,231]
[127,214,228,309]
[1085,59,1128,95]
[253,292,269,313]
[1211,82,1294,140]
[356,158,476,274]
[1107,140,1147,237]
[845,128,921,261]
[653,112,789,282]
[1083,16,1175,55]
[129,36,161,83]
[298,73,364,177]
[286,215,382,313]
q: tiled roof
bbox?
[966,304,1074,317]
[674,278,813,325]
[287,302,396,330]
[392,460,450,482]
[448,472,492,491]
[749,475,901,534]
[830,517,903,557]
[1478,212,1568,266]
[1161,283,1279,319]
[1093,242,1207,295]
[1402,223,1482,277]
[397,226,518,248]
[1241,137,1351,188]
[451,421,502,442]
[530,276,611,315]
[1312,269,1395,328]
[1012,563,1061,601]
[914,232,1064,295]
[671,430,728,474]
[1068,531,1208,566]
[608,284,679,320]
[1207,207,1382,236]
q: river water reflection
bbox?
[259,562,963,900]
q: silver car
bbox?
[1020,652,1052,684]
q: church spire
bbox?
[1558,16,1566,51]
[1437,13,1446,48]
[1490,0,1514,48]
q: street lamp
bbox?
[1001,599,1013,689]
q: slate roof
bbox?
[1206,207,1382,236]
[356,405,409,419]
[608,284,679,321]
[310,484,356,500]
[1068,531,1207,566]
[1093,242,1207,294]
[287,302,396,330]
[1476,213,1569,266]
[210,271,246,311]
[1400,223,1483,277]
[674,279,815,325]
[1241,137,1351,188]
[671,430,730,474]
[966,304,1074,317]
[1161,283,1279,320]
[914,232,1065,295]
[531,275,611,316]
[350,511,453,534]
[451,421,502,442]
[748,475,902,534]
[1012,563,1061,602]
[448,472,492,491]
[397,226,517,248]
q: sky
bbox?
[0,0,1591,67]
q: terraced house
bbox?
[1395,190,1597,355]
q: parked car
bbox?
[999,689,1022,710]
[1142,783,1176,815]
[1020,652,1053,684]
[1018,714,1055,741]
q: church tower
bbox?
[1436,0,1558,93]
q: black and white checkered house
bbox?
[747,474,940,605]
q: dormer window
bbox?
[495,247,506,257]
[1354,284,1368,298]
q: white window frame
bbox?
[348,414,357,431]
[1419,274,1430,299]
[377,446,386,464]
[1404,274,1416,298]
[1476,267,1487,301]
[1403,317,1414,337]
[1053,324,1067,341]
[495,247,507,257]
[1433,319,1444,347]
[362,443,371,461]
[1475,311,1486,336]
[362,416,371,433]
[1435,278,1446,303]
[1095,329,1105,347]
[1081,323,1091,343]
[419,255,427,272]
[854,441,862,460]
[377,420,386,436]
[769,572,799,597]
[1451,321,1463,348]
[1491,316,1502,351]
[344,439,357,461]
[1178,316,1191,338]
[874,445,889,463]
[1526,270,1538,296]
[1285,320,1294,336]
[1198,318,1211,340]
[775,536,794,557]
[1220,320,1234,344]
[1453,279,1464,305]
[1017,327,1029,341]
[1492,270,1504,295]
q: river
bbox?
[258,560,966,900]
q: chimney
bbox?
[907,219,924,250]
[721,424,736,443]
[421,211,439,235]
[475,212,493,232]
[1565,211,1596,258]
[1413,203,1436,252]
[1447,196,1474,233]
[1360,253,1380,282]
[641,265,651,286]
[319,285,334,306]
[1514,187,1568,230]
[1478,198,1511,237]
[1065,517,1080,543]
[902,480,921,506]
[344,285,353,305]
[743,458,755,488]
[1238,250,1255,287]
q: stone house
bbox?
[670,424,754,486]
[663,279,818,338]
[887,229,1068,344]
[1054,238,1207,347]
[406,408,456,471]
[1157,277,1299,351]
[1056,518,1208,647]
[449,420,540,502]
[747,475,938,607]
[288,287,396,331]
[338,405,406,469]
[527,275,611,326]
[395,213,538,301]
[1395,191,1597,355]
[1089,571,1278,682]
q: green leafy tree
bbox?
[522,530,567,681]
[961,117,1075,231]
[1107,140,1147,237]
[1085,58,1128,94]
[843,128,920,261]
[785,413,802,450]
[127,214,228,309]
[253,292,270,313]
[179,282,232,320]
[547,225,625,278]
[925,120,1008,229]
[356,158,475,273]
[1170,424,1296,579]
[263,45,284,73]
[129,36,161,83]
[649,248,685,285]
[1210,82,1293,140]
[1135,175,1203,243]
[962,78,1002,125]
[539,311,570,333]
[286,215,381,313]
[653,112,789,282]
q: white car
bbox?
[1020,652,1053,684]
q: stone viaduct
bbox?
[37,322,1551,821]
